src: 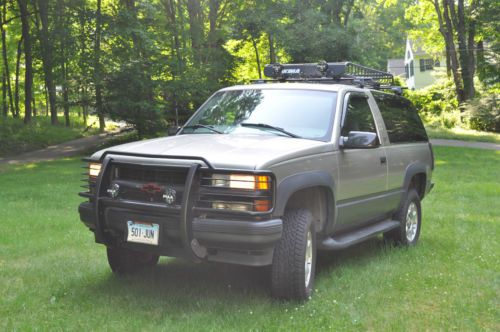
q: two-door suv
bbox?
[79,62,434,301]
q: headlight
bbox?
[89,163,102,177]
[199,172,273,213]
[211,174,270,190]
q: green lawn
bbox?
[425,125,500,144]
[1,147,499,331]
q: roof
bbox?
[387,59,405,77]
[408,39,429,56]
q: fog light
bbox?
[212,201,251,212]
[107,183,120,199]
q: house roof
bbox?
[408,39,429,56]
[387,58,405,76]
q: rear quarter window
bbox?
[372,92,428,143]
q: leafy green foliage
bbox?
[0,0,497,138]
[464,94,500,132]
[405,79,459,128]
[0,115,98,157]
[105,61,164,138]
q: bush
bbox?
[405,79,458,118]
[464,94,500,132]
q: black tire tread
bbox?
[271,208,315,301]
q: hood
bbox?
[92,134,331,169]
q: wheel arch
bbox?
[403,163,428,199]
[273,171,336,233]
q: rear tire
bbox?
[271,209,316,301]
[107,247,159,274]
[384,188,422,246]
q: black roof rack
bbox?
[256,61,397,91]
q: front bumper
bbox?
[79,202,282,266]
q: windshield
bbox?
[181,89,337,141]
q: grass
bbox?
[1,147,499,331]
[0,114,103,158]
[425,125,500,144]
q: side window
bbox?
[341,94,377,137]
[372,92,428,143]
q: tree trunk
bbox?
[268,33,276,63]
[14,37,22,118]
[44,84,49,117]
[32,90,36,117]
[18,0,33,124]
[62,62,70,127]
[445,48,451,77]
[94,0,105,131]
[37,0,58,124]
[56,0,70,127]
[1,0,14,117]
[164,0,182,70]
[453,0,475,100]
[187,0,204,65]
[250,36,262,79]
[434,0,465,104]
[2,71,6,116]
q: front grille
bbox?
[117,166,187,185]
[109,164,189,205]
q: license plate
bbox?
[127,221,159,245]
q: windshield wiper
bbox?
[183,124,223,134]
[240,123,301,138]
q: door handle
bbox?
[380,156,387,164]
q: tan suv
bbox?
[79,62,434,301]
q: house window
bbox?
[425,59,434,70]
[419,58,435,72]
[405,64,409,78]
[410,60,414,77]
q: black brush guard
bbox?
[92,151,214,262]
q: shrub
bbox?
[464,94,500,133]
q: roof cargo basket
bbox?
[260,61,395,90]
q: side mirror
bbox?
[340,131,379,149]
[167,126,181,136]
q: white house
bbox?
[388,39,446,90]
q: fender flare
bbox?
[403,162,428,192]
[273,171,336,219]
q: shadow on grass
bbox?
[79,237,407,308]
[83,259,272,309]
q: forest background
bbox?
[0,0,498,154]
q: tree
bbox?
[17,0,32,124]
[93,0,105,131]
[37,0,58,124]
[1,0,14,117]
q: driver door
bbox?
[335,92,388,229]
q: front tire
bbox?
[384,188,422,246]
[271,209,316,301]
[107,247,159,274]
